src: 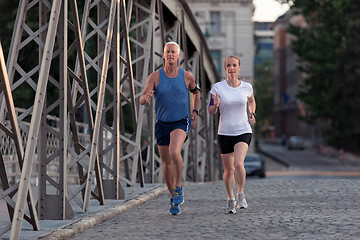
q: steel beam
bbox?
[82,0,117,211]
[0,43,40,234]
[10,0,63,238]
[37,0,74,220]
[66,0,106,210]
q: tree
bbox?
[279,0,360,151]
[254,60,274,136]
[329,17,360,150]
[0,0,18,58]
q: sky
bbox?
[253,0,290,22]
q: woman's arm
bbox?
[208,93,220,115]
[248,93,256,125]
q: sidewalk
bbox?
[258,138,360,165]
[258,139,360,170]
[0,184,167,240]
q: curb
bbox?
[36,185,167,240]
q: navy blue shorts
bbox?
[218,133,252,154]
[155,117,191,146]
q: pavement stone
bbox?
[62,177,360,240]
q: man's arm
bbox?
[185,71,200,128]
[192,89,200,112]
[140,72,157,105]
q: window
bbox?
[210,11,221,34]
[210,50,222,77]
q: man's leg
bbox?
[168,129,187,206]
[169,129,187,187]
[158,145,175,198]
[158,145,181,215]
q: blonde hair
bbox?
[224,55,241,67]
[164,41,180,54]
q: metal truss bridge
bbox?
[0,0,220,238]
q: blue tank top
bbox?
[154,68,189,122]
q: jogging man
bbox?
[140,42,200,215]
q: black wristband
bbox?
[190,84,201,93]
[251,112,256,118]
[192,110,199,115]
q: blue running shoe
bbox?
[173,186,184,205]
[169,198,181,215]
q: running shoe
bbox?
[226,199,236,214]
[173,186,184,205]
[237,192,248,209]
[169,198,181,215]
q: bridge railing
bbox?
[0,0,221,239]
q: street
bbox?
[2,141,359,239]
[66,178,360,240]
[64,142,360,240]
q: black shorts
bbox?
[218,133,252,154]
[155,117,191,146]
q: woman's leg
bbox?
[221,153,235,199]
[233,142,249,193]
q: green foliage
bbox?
[254,60,274,133]
[328,16,360,150]
[285,0,360,150]
[0,0,18,58]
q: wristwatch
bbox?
[250,112,256,118]
[192,109,199,115]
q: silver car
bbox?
[244,153,266,178]
[287,136,305,150]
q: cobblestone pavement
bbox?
[67,177,360,240]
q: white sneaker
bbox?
[226,199,236,214]
[237,192,248,209]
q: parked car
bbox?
[287,136,305,150]
[244,153,265,178]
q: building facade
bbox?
[254,22,274,68]
[272,10,311,139]
[186,0,254,82]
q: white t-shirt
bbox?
[210,80,253,136]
